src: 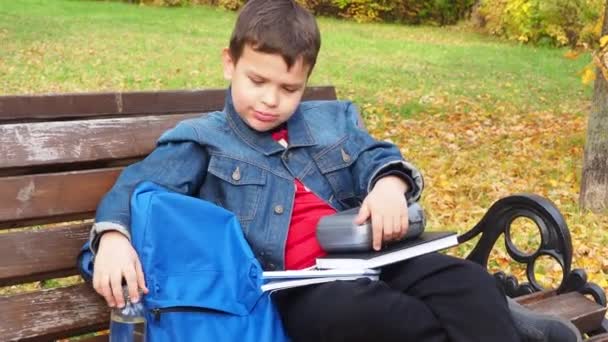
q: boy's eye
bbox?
[250,77,264,85]
[283,87,298,93]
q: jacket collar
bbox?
[224,87,316,155]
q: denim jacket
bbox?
[91,90,424,271]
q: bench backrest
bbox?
[0,86,337,341]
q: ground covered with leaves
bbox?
[1,0,606,293]
[367,96,608,291]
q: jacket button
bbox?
[231,167,241,181]
[274,205,284,214]
[341,148,351,162]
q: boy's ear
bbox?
[221,48,235,81]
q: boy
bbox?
[90,1,580,341]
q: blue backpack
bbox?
[78,182,290,342]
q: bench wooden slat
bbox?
[0,168,121,229]
[121,89,225,116]
[0,89,224,122]
[514,289,555,305]
[0,86,337,122]
[0,113,198,170]
[79,334,109,342]
[0,223,91,286]
[586,333,608,341]
[0,283,109,342]
[518,291,607,334]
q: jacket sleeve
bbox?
[89,122,209,252]
[344,101,424,202]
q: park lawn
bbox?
[1,0,607,292]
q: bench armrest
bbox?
[459,194,606,307]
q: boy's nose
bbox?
[262,89,279,108]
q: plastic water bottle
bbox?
[109,287,146,342]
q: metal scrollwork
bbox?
[460,194,606,306]
[493,271,536,297]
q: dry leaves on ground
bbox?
[365,99,608,293]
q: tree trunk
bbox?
[580,1,608,212]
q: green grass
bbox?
[0,0,593,116]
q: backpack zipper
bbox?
[151,306,225,322]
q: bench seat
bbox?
[0,87,605,341]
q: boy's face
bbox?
[222,44,310,132]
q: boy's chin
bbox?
[246,119,283,132]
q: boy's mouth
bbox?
[253,110,278,123]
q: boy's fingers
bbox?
[391,215,401,240]
[135,258,149,294]
[372,212,383,251]
[92,272,100,293]
[355,201,370,225]
[393,217,400,239]
[99,275,115,307]
[124,268,140,303]
[110,273,125,308]
[383,216,395,241]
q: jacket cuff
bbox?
[367,160,424,202]
[89,221,131,254]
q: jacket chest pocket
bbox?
[207,156,267,226]
[314,137,359,203]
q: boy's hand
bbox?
[93,231,149,308]
[355,175,409,251]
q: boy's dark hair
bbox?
[229,0,321,73]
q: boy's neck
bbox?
[269,123,287,134]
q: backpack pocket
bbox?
[143,272,285,342]
[145,271,261,317]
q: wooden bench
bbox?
[1,86,606,341]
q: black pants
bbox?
[273,253,521,342]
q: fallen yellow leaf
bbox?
[564,50,581,60]
[600,35,608,48]
[581,66,596,85]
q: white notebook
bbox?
[315,231,458,270]
[261,268,380,292]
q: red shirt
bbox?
[271,128,336,270]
